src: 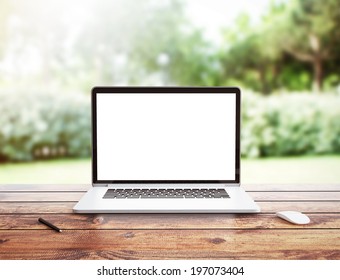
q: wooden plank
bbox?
[250,192,340,201]
[259,201,340,213]
[0,229,339,259]
[0,192,83,202]
[1,201,340,214]
[244,184,340,192]
[0,202,75,214]
[0,184,90,192]
[1,184,339,192]
[1,214,340,230]
[2,191,340,202]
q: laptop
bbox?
[73,86,260,213]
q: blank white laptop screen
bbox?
[96,93,236,181]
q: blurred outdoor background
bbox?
[0,0,339,184]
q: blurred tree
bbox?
[268,0,340,92]
[73,0,218,87]
[127,0,219,86]
[220,14,282,94]
[2,0,339,93]
[220,0,340,93]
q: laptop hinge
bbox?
[93,184,108,187]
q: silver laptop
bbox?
[73,87,260,213]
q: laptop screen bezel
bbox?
[92,87,240,184]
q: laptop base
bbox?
[73,186,260,213]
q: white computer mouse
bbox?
[276,211,310,225]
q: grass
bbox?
[241,155,340,184]
[0,156,339,184]
[0,158,91,184]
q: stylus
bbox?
[38,217,62,233]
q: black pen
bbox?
[38,217,62,233]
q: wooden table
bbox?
[0,184,339,259]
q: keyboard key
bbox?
[103,188,230,199]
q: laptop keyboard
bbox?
[103,188,230,199]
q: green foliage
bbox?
[128,0,219,86]
[269,0,340,91]
[220,0,340,93]
[277,62,312,91]
[1,0,339,93]
[0,91,91,161]
[1,1,340,161]
[220,12,284,94]
[241,92,340,157]
[1,90,339,162]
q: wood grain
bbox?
[251,192,340,201]
[1,184,339,192]
[0,229,339,260]
[1,214,340,230]
[244,184,340,192]
[1,184,340,260]
[0,202,75,214]
[2,191,340,202]
[0,184,91,192]
[1,201,340,214]
[0,192,83,202]
[258,201,340,213]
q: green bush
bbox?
[0,91,91,161]
[1,90,340,161]
[241,91,340,157]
